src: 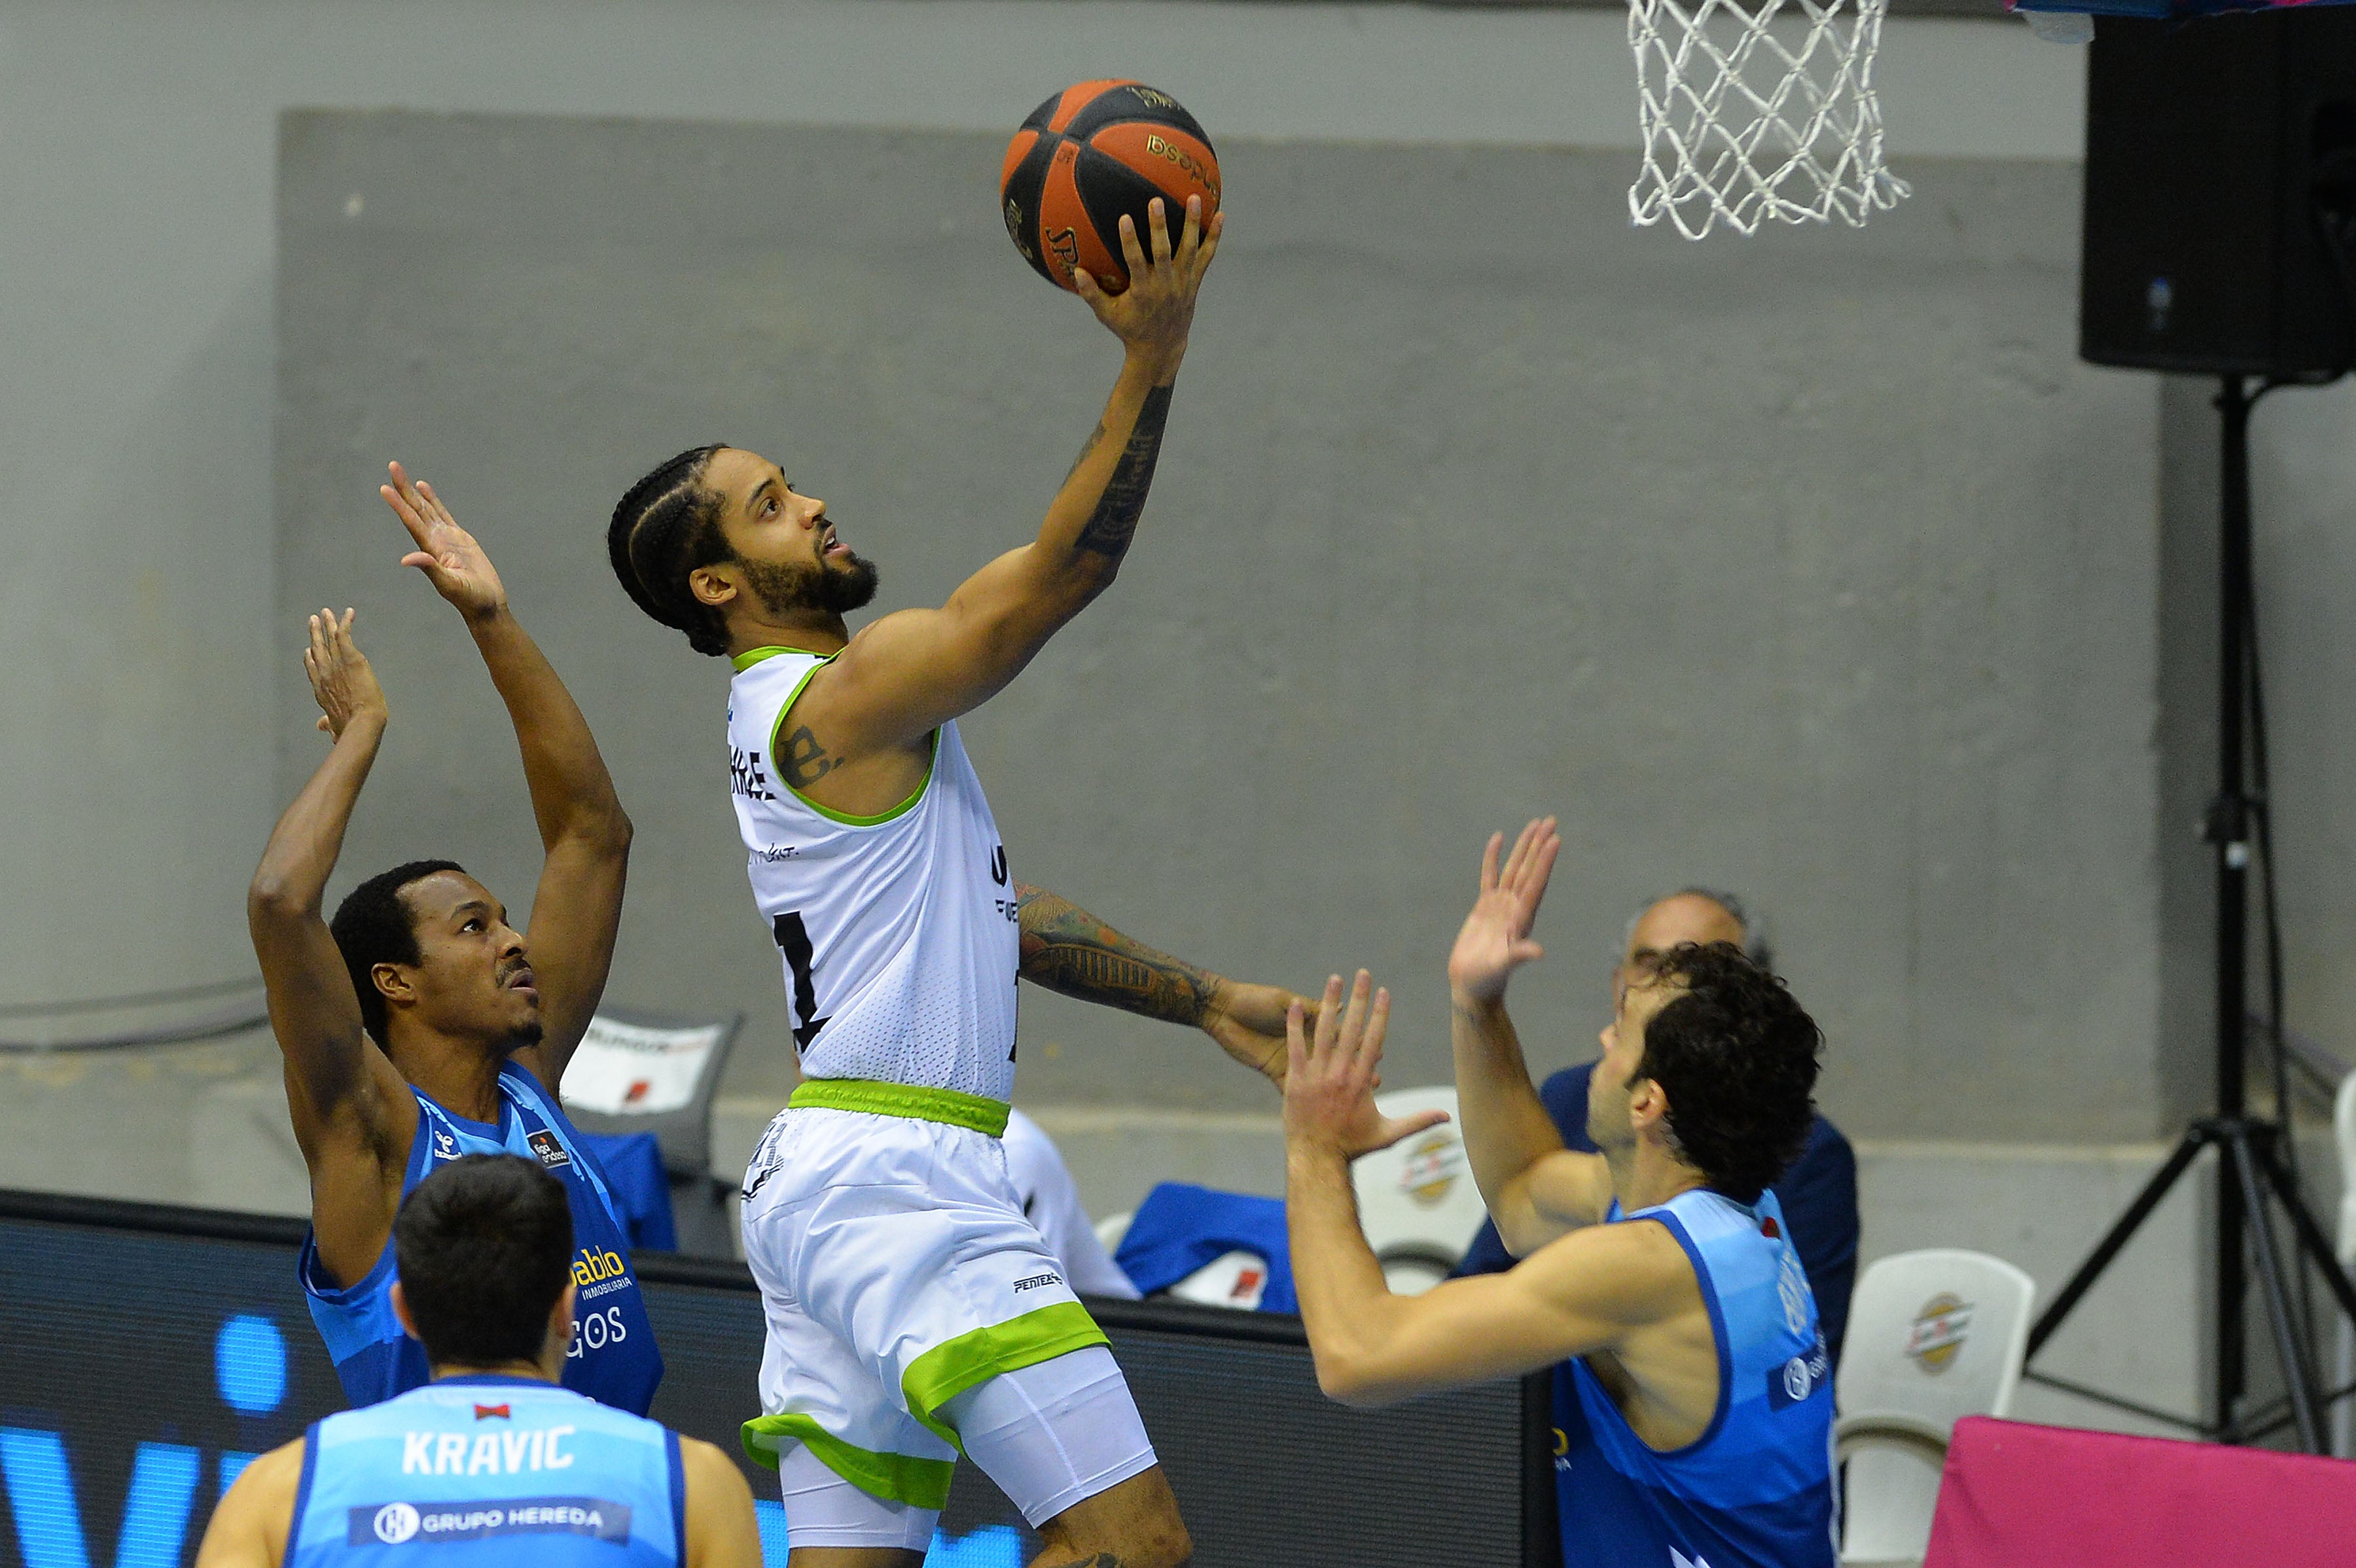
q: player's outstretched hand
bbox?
[1283,971,1451,1161]
[304,607,386,741]
[1073,194,1222,373]
[381,461,509,621]
[1447,818,1562,1008]
[1201,978,1318,1091]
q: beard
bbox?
[503,1018,546,1053]
[741,551,880,617]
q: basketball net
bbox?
[1626,0,1910,239]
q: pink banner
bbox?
[1924,1416,2356,1568]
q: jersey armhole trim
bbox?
[1641,1211,1734,1458]
[666,1429,687,1565]
[765,656,940,827]
[287,1423,322,1554]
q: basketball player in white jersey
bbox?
[608,202,1234,1566]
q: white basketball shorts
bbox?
[736,1081,1155,1530]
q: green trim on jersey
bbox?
[739,1413,955,1510]
[730,644,828,671]
[760,654,940,827]
[789,1078,1012,1137]
[902,1302,1113,1452]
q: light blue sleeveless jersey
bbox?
[1552,1187,1837,1568]
[300,1060,664,1414]
[288,1376,683,1567]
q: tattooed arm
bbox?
[1015,882,1306,1089]
[800,195,1222,754]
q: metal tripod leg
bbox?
[2227,1128,2322,1451]
[2027,1128,2209,1359]
[2258,1143,2356,1328]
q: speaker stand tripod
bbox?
[2022,374,2356,1453]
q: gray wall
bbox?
[0,0,2080,1013]
[18,0,2253,1151]
[277,110,2158,1139]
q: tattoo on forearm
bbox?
[1073,383,1174,561]
[1063,421,1107,483]
[779,726,836,790]
[1016,885,1215,1025]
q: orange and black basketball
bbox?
[999,80,1221,294]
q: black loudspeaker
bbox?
[2081,9,2356,376]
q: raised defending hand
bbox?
[1073,194,1222,372]
[304,607,386,741]
[1201,978,1319,1090]
[380,461,509,621]
[1447,818,1562,1007]
[1283,971,1452,1161]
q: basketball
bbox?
[999,80,1221,294]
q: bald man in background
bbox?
[1452,889,1859,1363]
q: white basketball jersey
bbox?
[726,647,1020,1100]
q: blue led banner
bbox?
[0,1192,1540,1567]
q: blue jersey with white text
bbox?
[300,1060,663,1413]
[1552,1187,1836,1568]
[287,1376,683,1567]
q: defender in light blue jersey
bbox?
[1283,822,1835,1568]
[249,467,658,1413]
[198,1156,757,1568]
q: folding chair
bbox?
[559,1007,741,1257]
[1349,1086,1488,1294]
[1836,1249,2035,1568]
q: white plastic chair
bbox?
[2332,1071,2356,1458]
[1093,1209,1133,1257]
[1834,1249,2035,1568]
[1165,1249,1275,1311]
[1349,1087,1488,1295]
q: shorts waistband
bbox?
[788,1079,1010,1137]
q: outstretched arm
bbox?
[1448,820,1613,1256]
[1014,882,1308,1088]
[807,196,1223,753]
[248,610,417,1288]
[382,465,632,1087]
[1283,969,1681,1407]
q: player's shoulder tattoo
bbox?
[779,724,836,789]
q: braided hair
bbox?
[607,444,734,656]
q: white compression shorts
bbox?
[774,1345,1156,1550]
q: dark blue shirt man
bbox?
[1452,888,1859,1364]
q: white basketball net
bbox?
[1627,0,1910,240]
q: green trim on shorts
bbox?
[738,1413,956,1511]
[901,1302,1113,1452]
[790,1078,1012,1137]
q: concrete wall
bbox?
[275,108,2156,1141]
[0,0,2080,1018]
